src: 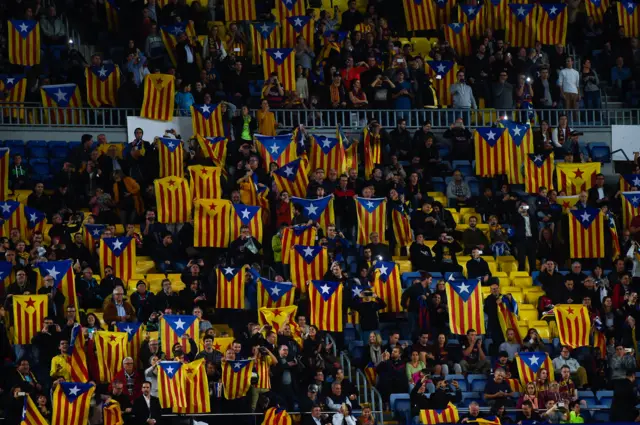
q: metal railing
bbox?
[340,351,352,383]
[355,369,370,405]
[370,387,384,424]
[325,333,337,357]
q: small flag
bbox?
[216,266,247,309]
[355,197,387,245]
[141,74,175,121]
[446,279,486,335]
[459,5,486,36]
[283,16,315,50]
[554,304,590,348]
[363,126,382,179]
[257,278,296,308]
[506,4,538,48]
[21,394,48,425]
[308,280,344,332]
[263,407,293,425]
[501,120,533,184]
[262,49,296,91]
[156,137,184,178]
[276,0,305,19]
[158,361,187,408]
[403,0,437,30]
[434,0,456,26]
[193,199,231,248]
[372,261,403,312]
[160,22,197,66]
[84,223,106,253]
[159,315,199,359]
[189,165,223,200]
[98,237,136,282]
[273,158,310,198]
[391,203,413,248]
[154,176,192,223]
[8,20,40,66]
[191,103,225,137]
[516,351,555,385]
[115,322,144,369]
[568,207,604,258]
[558,195,580,214]
[618,1,640,37]
[230,204,263,243]
[425,61,458,107]
[622,192,640,229]
[281,225,317,265]
[0,75,28,119]
[24,206,46,237]
[40,84,83,124]
[585,0,609,24]
[444,23,471,56]
[250,22,280,64]
[524,152,554,193]
[69,325,89,382]
[173,359,211,413]
[85,64,120,107]
[94,331,128,383]
[536,4,568,45]
[290,196,335,234]
[51,383,96,425]
[103,400,123,425]
[196,135,228,169]
[486,0,508,30]
[497,295,523,344]
[13,295,47,344]
[290,245,328,292]
[0,200,25,238]
[620,174,640,192]
[420,403,460,424]
[221,359,254,399]
[37,260,78,320]
[474,127,509,177]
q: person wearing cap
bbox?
[299,384,321,414]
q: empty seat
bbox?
[512,277,533,287]
[30,158,50,176]
[519,309,539,324]
[588,142,611,163]
[4,139,26,157]
[595,390,613,407]
[27,140,48,158]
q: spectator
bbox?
[49,339,71,381]
[557,57,580,113]
[110,357,144,402]
[516,400,542,423]
[40,6,65,44]
[446,169,472,207]
[484,368,515,407]
[103,287,136,325]
[609,342,636,381]
[491,71,514,112]
[376,346,407,402]
[460,329,491,374]
[581,58,601,110]
[611,56,633,95]
[463,220,490,255]
[610,370,640,421]
[132,381,163,423]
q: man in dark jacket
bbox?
[351,290,386,334]
[611,370,640,421]
[402,274,432,339]
[132,381,163,424]
[513,204,537,272]
[228,225,263,266]
[376,347,407,401]
[389,119,412,160]
[466,248,492,282]
[410,234,435,271]
[153,233,187,273]
[432,233,462,273]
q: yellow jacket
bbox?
[50,354,71,381]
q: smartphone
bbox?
[234,47,241,52]
[396,59,404,63]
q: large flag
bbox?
[622,192,640,228]
[98,237,136,282]
[254,134,297,171]
[0,200,26,237]
[156,137,184,178]
[174,358,210,413]
[263,407,293,425]
[0,148,7,201]
[537,4,568,45]
[222,359,254,399]
[216,266,247,309]
[355,197,387,245]
[189,165,223,200]
[283,16,315,49]
[290,245,328,292]
[257,278,296,308]
[154,176,192,223]
[446,279,486,335]
[420,403,460,424]
[21,394,48,425]
[309,280,343,331]
[502,120,533,184]
[230,204,263,243]
[372,262,402,312]
[197,135,228,169]
[506,4,537,48]
[0,75,28,119]
[556,162,600,195]
[224,0,257,20]
[497,295,522,344]
[273,158,309,198]
[620,174,640,192]
[13,295,47,344]
[191,104,225,137]
[94,331,128,383]
[258,306,302,346]
[141,74,175,121]
[194,199,231,247]
[444,23,472,56]
[525,152,554,193]
[558,195,580,214]
[290,196,335,233]
[85,64,120,107]
[459,5,486,36]
[434,0,456,26]
[618,1,640,37]
[115,322,144,368]
[391,203,413,248]
[363,127,382,179]
[474,127,509,177]
[276,0,305,19]
[486,0,508,30]
[425,61,457,107]
[69,325,89,382]
[105,0,119,31]
[158,361,187,408]
[554,304,590,348]
[40,84,83,124]
[403,0,437,30]
[84,223,106,253]
[515,351,554,385]
[37,260,78,318]
[160,22,197,66]
[262,48,296,91]
[103,400,123,425]
[51,382,95,425]
[250,22,280,64]
[160,315,199,359]
[309,135,346,175]
[281,225,318,264]
[24,206,47,238]
[585,0,609,24]
[568,208,604,258]
[8,20,40,66]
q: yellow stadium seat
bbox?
[392,256,409,261]
[460,207,476,215]
[499,261,518,274]
[488,262,498,275]
[509,271,530,279]
[530,321,551,339]
[136,256,153,262]
[115,224,125,235]
[429,192,446,198]
[497,255,517,263]
[512,277,534,288]
[411,37,432,56]
[507,292,524,305]
[519,309,539,324]
[212,324,234,337]
[397,261,412,273]
[525,290,544,307]
[424,240,437,250]
[457,224,469,232]
[463,213,483,224]
[548,320,558,338]
[135,261,156,275]
[481,286,491,297]
[518,325,529,340]
[481,255,495,262]
[458,255,472,264]
[450,211,461,224]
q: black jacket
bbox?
[466,258,491,280]
[410,242,434,271]
[132,394,163,423]
[351,297,386,331]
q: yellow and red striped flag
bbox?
[85,64,120,108]
[618,1,640,37]
[515,351,554,385]
[158,361,187,408]
[497,295,522,344]
[403,0,437,30]
[159,315,199,359]
[434,0,456,26]
[355,197,387,245]
[156,137,184,178]
[554,304,590,348]
[193,199,231,248]
[254,134,297,171]
[502,120,533,184]
[556,162,601,195]
[338,127,358,172]
[585,0,609,24]
[282,225,317,264]
[52,382,95,425]
[189,165,223,200]
[263,407,293,425]
[191,103,225,137]
[12,295,47,344]
[21,394,48,425]
[103,400,123,425]
[290,196,335,234]
[474,127,509,177]
[537,4,568,45]
[141,74,175,121]
[40,83,83,124]
[525,152,554,193]
[230,204,263,243]
[211,337,234,354]
[446,279,486,335]
[0,75,28,119]
[363,126,382,179]
[420,403,459,424]
[558,195,580,214]
[309,280,344,332]
[568,207,604,258]
[197,135,228,169]
[98,237,136,282]
[622,192,640,229]
[258,305,299,330]
[425,61,458,107]
[154,176,192,223]
[0,200,26,238]
[216,266,247,309]
[0,262,12,290]
[37,260,78,319]
[391,203,413,248]
[506,4,537,48]
[273,158,309,198]
[94,331,128,383]
[160,22,197,66]
[283,16,315,50]
[223,0,256,20]
[290,245,328,292]
[24,206,47,239]
[0,148,7,201]
[276,0,305,19]
[8,20,40,66]
[83,224,106,253]
[257,278,296,308]
[485,0,508,30]
[372,262,402,312]
[250,22,280,64]
[459,5,486,36]
[262,48,296,91]
[444,23,471,56]
[115,322,144,368]
[174,358,210,413]
[620,174,640,192]
[69,325,89,382]
[309,135,346,175]
[363,362,376,385]
[593,326,607,359]
[222,359,254,399]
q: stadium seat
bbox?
[401,272,422,288]
[525,288,544,306]
[588,142,611,163]
[461,391,483,405]
[452,160,472,176]
[578,390,597,407]
[30,158,50,177]
[4,139,26,157]
[444,374,467,391]
[432,177,446,193]
[595,390,613,407]
[530,321,551,339]
[467,177,481,197]
[468,374,487,392]
[411,37,432,56]
[27,140,48,158]
[509,271,529,279]
[511,277,533,287]
[519,308,539,324]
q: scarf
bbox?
[369,344,382,365]
[330,84,342,104]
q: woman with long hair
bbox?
[517,381,539,409]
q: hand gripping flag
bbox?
[622,192,640,228]
[154,176,192,223]
[554,304,590,348]
[142,74,175,121]
[85,64,121,107]
[99,237,136,282]
[0,200,25,238]
[8,20,40,66]
[620,174,640,192]
[156,137,184,178]
[0,149,7,200]
[194,199,231,247]
[196,135,228,169]
[486,0,508,30]
[52,382,96,425]
[158,361,187,408]
[474,127,509,177]
[216,266,247,309]
[189,165,224,200]
[585,0,609,24]
[497,294,522,344]
[191,103,225,137]
[506,4,537,48]
[21,394,48,425]
[69,324,89,382]
[459,5,486,36]
[355,197,387,245]
[537,4,568,45]
[250,22,280,64]
[363,126,382,179]
[525,152,555,193]
[0,75,28,119]
[283,16,315,50]
[263,407,293,425]
[103,400,123,425]
[501,120,533,184]
[160,315,199,359]
[309,135,346,175]
[115,322,144,368]
[434,0,456,26]
[257,278,296,308]
[254,134,298,171]
[222,359,254,399]
[276,0,305,19]
[444,23,472,56]
[224,0,257,20]
[290,245,328,292]
[281,225,318,264]
[160,22,197,66]
[273,158,310,198]
[446,279,486,335]
[425,61,458,107]
[372,262,402,312]
[84,223,106,253]
[94,331,128,383]
[391,203,413,248]
[419,402,460,424]
[515,351,555,385]
[40,84,83,124]
[230,204,263,243]
[37,260,78,319]
[174,358,211,413]
[290,196,335,234]
[24,206,46,238]
[13,295,47,344]
[618,1,640,37]
[262,48,296,91]
[309,280,344,332]
[403,0,437,30]
[568,207,604,258]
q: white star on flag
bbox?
[47,267,60,280]
[68,386,81,396]
[234,362,243,369]
[517,6,526,15]
[352,287,362,297]
[270,143,280,154]
[270,286,282,296]
[241,209,251,219]
[174,318,186,329]
[533,155,543,163]
[200,104,211,113]
[111,239,123,250]
[29,213,38,223]
[512,126,522,136]
[451,23,461,29]
[98,67,108,77]
[548,6,558,14]
[580,211,591,222]
[366,201,374,209]
[124,326,133,334]
[468,7,476,14]
[54,89,67,102]
[322,139,332,148]
[305,204,318,216]
[224,267,235,275]
[92,229,101,236]
[0,203,11,213]
[436,64,447,73]
[631,196,640,206]
[168,142,176,149]
[303,246,315,257]
[283,166,294,177]
[260,23,270,33]
[529,354,540,365]
[172,26,182,35]
[6,78,15,85]
[294,18,303,26]
[320,284,331,294]
[457,283,470,293]
[273,50,284,59]
[378,264,389,275]
[19,22,29,32]
[628,2,634,9]
[166,366,175,375]
[486,130,496,140]
[22,408,27,418]
[633,177,640,187]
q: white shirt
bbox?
[557,68,580,94]
[184,44,194,63]
[523,215,532,237]
[597,187,605,199]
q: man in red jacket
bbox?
[109,357,144,402]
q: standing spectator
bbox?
[491,71,514,112]
[391,72,413,111]
[341,0,363,32]
[610,370,640,421]
[581,58,601,110]
[449,70,477,120]
[557,57,580,115]
[533,67,559,110]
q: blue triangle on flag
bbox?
[623,192,640,208]
[24,206,46,229]
[274,158,303,181]
[625,1,637,14]
[220,266,243,280]
[194,103,218,119]
[0,200,21,220]
[232,204,260,224]
[85,224,106,238]
[255,134,294,160]
[313,135,340,154]
[280,0,299,11]
[90,64,116,81]
[447,23,465,34]
[623,174,640,189]
[311,280,340,301]
[159,361,183,378]
[435,0,448,8]
[60,382,94,402]
[374,261,396,283]
[448,279,479,302]
[508,3,536,21]
[427,61,455,77]
[252,21,277,39]
[264,48,294,65]
[569,207,600,229]
[42,84,77,108]
[527,153,551,168]
[162,22,188,36]
[231,359,253,371]
[287,15,312,31]
[476,127,505,147]
[461,5,480,19]
[290,196,331,219]
[0,74,26,89]
[291,224,314,236]
[355,197,385,213]
[518,352,547,372]
[164,315,197,337]
[158,137,182,153]
[294,245,324,263]
[10,20,37,39]
[116,322,143,341]
[351,284,371,298]
[0,262,13,282]
[260,278,294,302]
[205,136,226,146]
[103,237,132,257]
[540,3,567,19]
[502,120,530,147]
[589,0,601,6]
[37,260,72,289]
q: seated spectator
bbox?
[458,401,483,422]
[349,80,368,108]
[553,347,588,389]
[516,400,542,423]
[609,342,636,381]
[228,225,263,266]
[611,56,633,95]
[460,329,491,374]
[523,328,547,352]
[466,247,492,282]
[432,232,462,273]
[446,170,472,207]
[557,365,578,404]
[484,368,515,407]
[430,333,462,377]
[152,232,187,273]
[332,403,357,425]
[516,382,540,409]
[76,267,103,310]
[103,287,136,325]
[8,154,30,190]
[498,329,522,360]
[542,399,568,424]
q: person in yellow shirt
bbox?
[250,344,277,411]
[50,339,72,381]
[256,99,278,136]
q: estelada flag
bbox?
[40,83,83,124]
[434,0,455,26]
[281,224,317,264]
[189,165,223,200]
[258,305,298,330]
[159,315,199,359]
[501,120,533,184]
[154,176,192,223]
[425,61,457,107]
[211,337,234,353]
[515,351,555,385]
[0,149,7,201]
[51,382,95,425]
[263,407,293,425]
[403,0,437,31]
[174,358,210,413]
[141,74,175,121]
[497,295,523,344]
[537,4,568,45]
[105,0,119,32]
[446,279,486,335]
[554,304,590,348]
[474,127,509,177]
[621,174,640,191]
[13,295,47,344]
[24,206,47,238]
[94,331,128,383]
[444,23,472,56]
[355,197,387,245]
[363,362,376,385]
[196,135,228,169]
[568,207,604,258]
[0,262,12,289]
[309,280,344,332]
[98,237,136,282]
[276,0,305,19]
[585,0,609,24]
[363,126,382,179]
[485,0,508,30]
[0,200,25,238]
[85,64,120,107]
[391,203,413,248]
[216,266,247,309]
[194,199,231,248]
[622,192,640,228]
[84,223,106,253]
[290,245,328,292]
[372,261,402,312]
[0,75,27,119]
[556,162,600,195]
[230,204,263,243]
[250,22,280,65]
[69,324,89,382]
[557,195,579,214]
[158,361,187,408]
[21,394,48,425]
[191,103,225,137]
[420,403,459,424]
[262,48,296,91]
[290,196,335,234]
[283,16,315,50]
[37,260,78,320]
[459,5,486,36]
[257,278,296,308]
[506,4,537,48]
[309,135,346,175]
[525,152,554,193]
[156,137,184,178]
[103,400,123,425]
[222,359,254,400]
[338,126,358,172]
[160,22,196,66]
[273,157,309,198]
[618,1,640,37]
[254,134,297,171]
[8,20,40,66]
[115,322,144,368]
[224,0,257,20]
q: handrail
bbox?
[340,351,352,383]
[325,333,337,357]
[355,369,370,405]
[370,386,384,425]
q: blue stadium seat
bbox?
[444,374,468,391]
[432,177,446,194]
[401,272,422,288]
[49,158,65,173]
[595,390,613,407]
[578,390,596,407]
[348,341,364,363]
[27,140,49,158]
[438,146,451,160]
[391,394,411,422]
[452,160,472,176]
[68,141,82,151]
[344,324,357,343]
[591,410,609,422]
[48,141,70,159]
[467,177,480,197]
[30,158,50,176]
[588,142,611,163]
[4,140,26,157]
[461,391,483,405]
